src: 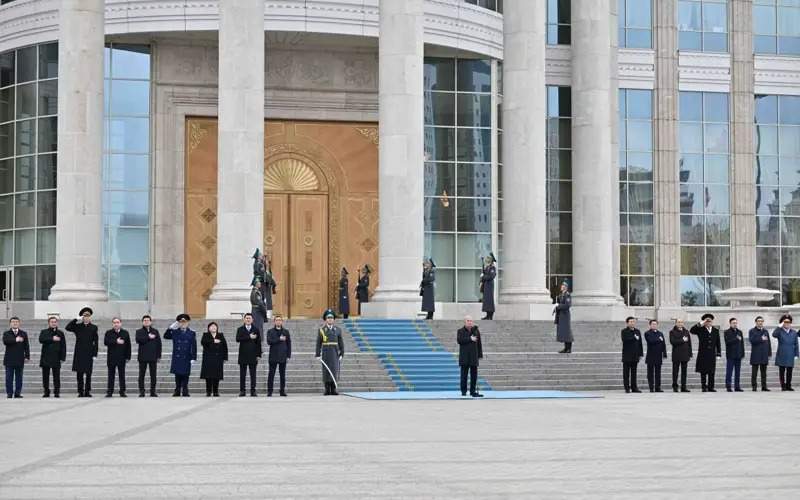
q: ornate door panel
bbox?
[289,194,328,318]
[264,194,289,317]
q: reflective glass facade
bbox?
[619,89,654,306]
[546,86,572,298]
[618,0,653,49]
[754,94,800,306]
[0,42,58,300]
[679,91,731,306]
[678,0,729,52]
[753,0,800,55]
[102,44,151,300]
[547,0,571,45]
[424,57,494,302]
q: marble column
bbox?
[729,0,757,290]
[497,0,553,319]
[653,0,683,319]
[364,0,425,318]
[206,0,265,317]
[570,0,626,318]
[48,0,108,305]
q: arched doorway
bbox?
[263,157,329,318]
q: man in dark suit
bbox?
[669,318,692,392]
[644,319,667,392]
[135,315,161,397]
[749,316,771,391]
[39,316,66,398]
[104,317,131,397]
[724,317,745,392]
[621,316,643,393]
[3,317,30,398]
[690,313,721,392]
[457,316,483,397]
[266,314,291,397]
[236,313,262,397]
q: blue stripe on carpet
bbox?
[343,390,602,400]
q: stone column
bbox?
[729,0,757,290]
[570,0,626,319]
[364,0,425,318]
[48,0,108,305]
[497,0,553,319]
[206,0,265,317]
[653,0,683,320]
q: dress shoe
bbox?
[53,393,59,398]
[708,388,717,392]
[734,388,743,392]
[150,392,158,397]
[331,389,339,396]
[239,391,246,397]
[119,392,127,398]
[212,392,220,397]
[267,392,273,397]
[762,387,770,392]
[250,391,257,397]
[631,389,642,393]
[105,393,113,398]
[681,387,690,392]
[181,392,190,397]
[42,393,50,398]
[462,392,468,396]
[726,387,732,392]
[13,394,22,398]
[558,348,568,354]
[655,389,664,393]
[77,392,84,398]
[280,392,287,397]
[470,392,484,398]
[206,392,212,397]
[672,386,679,393]
[172,390,180,397]
[624,389,630,394]
[139,391,146,398]
[85,393,92,398]
[752,386,758,392]
[787,386,795,391]
[6,395,11,399]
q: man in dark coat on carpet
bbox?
[420,259,435,320]
[748,316,771,391]
[39,316,66,398]
[266,314,291,397]
[644,319,667,392]
[457,316,483,397]
[4,317,30,398]
[621,316,643,393]
[690,313,721,392]
[669,318,692,392]
[236,313,262,397]
[104,318,131,397]
[315,309,344,395]
[724,317,746,392]
[554,281,573,353]
[66,307,99,397]
[480,253,496,320]
[135,315,161,397]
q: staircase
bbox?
[344,318,490,392]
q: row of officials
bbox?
[2,307,347,399]
[621,313,800,393]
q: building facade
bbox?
[0,0,798,320]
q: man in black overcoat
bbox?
[236,313,262,397]
[135,314,161,397]
[749,316,771,391]
[66,307,99,397]
[644,319,667,392]
[724,317,746,392]
[690,313,721,392]
[266,314,292,397]
[104,317,132,397]
[669,318,692,392]
[457,316,483,397]
[39,316,66,398]
[3,317,30,398]
[621,316,643,393]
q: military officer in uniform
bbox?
[66,307,99,397]
[355,265,371,316]
[315,309,344,395]
[690,313,721,392]
[480,253,496,320]
[39,316,66,398]
[104,317,131,397]
[164,314,197,397]
[644,319,667,392]
[338,268,350,319]
[420,259,435,320]
[621,317,643,393]
[723,317,745,392]
[748,316,771,391]
[554,282,573,354]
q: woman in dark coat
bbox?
[65,307,99,397]
[748,315,771,391]
[164,314,197,397]
[200,322,227,397]
[669,319,692,392]
[420,259,436,320]
[338,267,350,319]
[772,314,799,391]
[355,265,370,316]
[480,254,496,320]
[554,282,573,353]
[39,316,67,398]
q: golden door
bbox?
[264,193,328,318]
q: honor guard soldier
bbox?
[480,253,496,320]
[554,281,573,354]
[250,277,268,335]
[66,307,99,397]
[104,318,131,397]
[420,259,435,320]
[748,316,771,391]
[723,318,745,392]
[338,268,350,319]
[164,314,197,397]
[621,317,643,393]
[135,315,161,397]
[3,317,30,398]
[39,316,66,398]
[315,309,344,395]
[355,265,371,316]
[690,313,721,392]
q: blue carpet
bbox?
[343,390,603,400]
[343,318,491,392]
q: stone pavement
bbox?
[0,392,797,499]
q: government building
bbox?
[0,0,799,321]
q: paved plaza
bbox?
[0,392,798,499]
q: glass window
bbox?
[38,43,58,80]
[16,82,36,119]
[679,0,728,52]
[424,58,455,92]
[619,0,653,49]
[546,86,573,298]
[547,0,571,45]
[756,1,800,55]
[16,46,37,83]
[13,228,34,265]
[0,51,14,88]
[37,117,57,153]
[424,92,455,126]
[36,227,55,264]
[38,80,57,116]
